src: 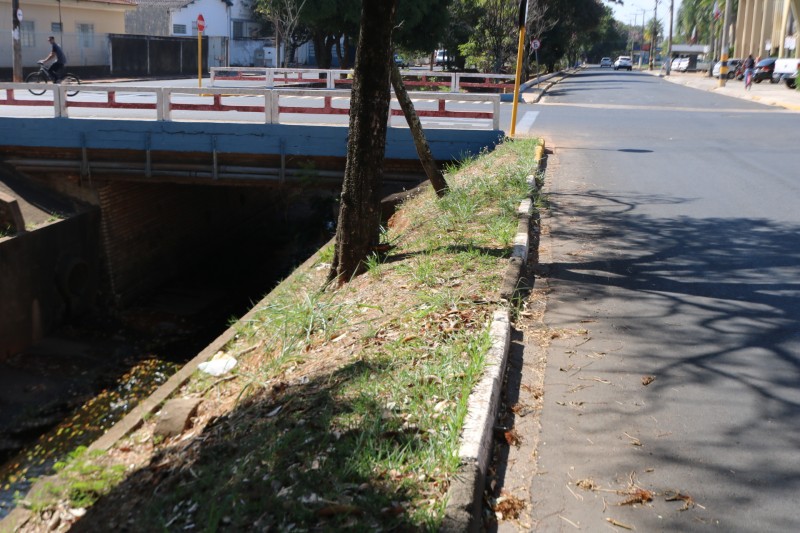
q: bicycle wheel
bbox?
[62,74,81,97]
[26,71,48,96]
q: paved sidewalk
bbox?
[648,69,800,111]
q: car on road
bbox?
[712,59,742,79]
[753,57,777,83]
[600,57,613,68]
[394,54,408,68]
[614,56,633,71]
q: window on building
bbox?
[174,24,187,35]
[51,22,63,34]
[21,20,35,48]
[77,23,95,48]
[233,21,244,39]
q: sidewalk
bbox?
[647,69,800,111]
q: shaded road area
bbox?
[497,68,800,531]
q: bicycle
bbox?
[26,61,81,97]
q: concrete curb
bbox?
[442,142,546,532]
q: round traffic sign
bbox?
[531,39,541,51]
[197,14,206,32]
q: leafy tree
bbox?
[459,0,518,73]
[329,0,397,284]
[537,0,605,71]
[255,0,307,67]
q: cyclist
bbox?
[40,36,67,83]
[743,54,755,89]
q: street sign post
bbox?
[197,14,205,87]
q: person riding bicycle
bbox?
[40,36,67,83]
[743,54,756,88]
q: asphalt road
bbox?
[507,68,800,531]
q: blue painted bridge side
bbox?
[0,117,504,164]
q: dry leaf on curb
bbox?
[606,517,635,529]
[641,375,655,386]
[664,490,696,511]
[492,491,525,520]
[504,428,522,447]
[618,488,653,506]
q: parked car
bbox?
[712,59,742,79]
[613,56,633,71]
[772,57,800,89]
[600,57,613,67]
[753,57,777,83]
[671,57,689,72]
[394,54,408,68]
[434,49,448,67]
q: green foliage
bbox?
[45,447,126,509]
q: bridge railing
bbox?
[0,83,501,130]
[209,67,517,93]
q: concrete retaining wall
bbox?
[0,211,101,360]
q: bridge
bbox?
[0,80,503,185]
[0,75,506,358]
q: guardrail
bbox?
[210,67,517,93]
[0,83,501,130]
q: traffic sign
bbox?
[531,38,541,51]
[197,14,206,33]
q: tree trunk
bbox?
[328,0,397,284]
[390,63,449,198]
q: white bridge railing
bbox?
[0,83,501,130]
[210,67,517,93]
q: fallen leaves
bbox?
[618,488,653,506]
[641,375,655,386]
[491,490,525,520]
[606,517,635,529]
[664,490,700,511]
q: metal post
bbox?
[510,0,528,138]
[719,0,734,87]
[12,0,22,82]
[666,0,674,76]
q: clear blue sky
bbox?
[610,0,683,31]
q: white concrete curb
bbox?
[442,144,545,532]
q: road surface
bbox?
[502,67,800,532]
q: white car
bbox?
[671,57,689,72]
[613,56,632,71]
[600,57,613,68]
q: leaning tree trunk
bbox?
[328,0,397,285]
[390,63,449,198]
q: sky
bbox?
[609,0,683,31]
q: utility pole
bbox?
[641,9,646,68]
[665,0,674,76]
[719,0,733,86]
[649,0,658,70]
[12,0,22,81]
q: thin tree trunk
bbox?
[390,63,449,198]
[328,0,397,284]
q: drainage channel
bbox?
[0,223,330,519]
